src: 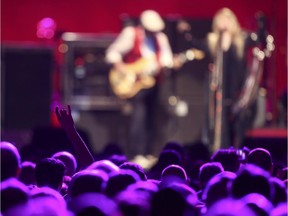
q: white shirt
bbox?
[105,26,174,72]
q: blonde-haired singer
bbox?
[206,8,261,151]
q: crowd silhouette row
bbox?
[1,105,287,216]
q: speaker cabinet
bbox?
[1,44,53,130]
[61,33,123,110]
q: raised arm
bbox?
[55,105,94,169]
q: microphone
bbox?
[256,11,267,47]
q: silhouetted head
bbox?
[202,171,236,207]
[87,160,120,175]
[30,186,67,209]
[102,142,124,158]
[163,182,199,207]
[163,141,186,163]
[241,193,273,216]
[107,154,128,167]
[147,149,183,181]
[18,161,36,186]
[68,193,119,216]
[105,169,140,198]
[161,164,188,184]
[198,162,224,190]
[1,141,21,181]
[231,164,271,200]
[211,148,240,173]
[35,157,66,191]
[247,148,273,173]
[127,181,159,198]
[52,151,77,176]
[115,189,151,216]
[203,198,257,216]
[158,149,182,170]
[150,187,187,216]
[68,169,109,198]
[1,178,30,213]
[120,162,147,181]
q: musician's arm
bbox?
[55,105,95,169]
[106,26,136,64]
[157,32,174,69]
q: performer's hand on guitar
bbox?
[172,48,205,70]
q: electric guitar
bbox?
[109,48,205,99]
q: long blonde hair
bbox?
[208,8,245,59]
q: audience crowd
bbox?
[1,105,287,216]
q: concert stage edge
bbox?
[244,128,287,165]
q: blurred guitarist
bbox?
[105,10,174,157]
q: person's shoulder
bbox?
[122,25,137,32]
[155,31,170,41]
[120,26,138,37]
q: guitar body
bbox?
[109,58,156,99]
[109,49,205,99]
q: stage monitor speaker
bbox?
[1,44,53,130]
[61,33,123,111]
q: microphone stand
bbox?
[212,30,224,152]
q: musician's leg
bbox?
[145,86,159,155]
[128,91,148,158]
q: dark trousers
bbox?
[128,85,158,157]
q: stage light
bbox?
[37,17,56,39]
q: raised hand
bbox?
[56,105,75,131]
[55,105,94,168]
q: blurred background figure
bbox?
[106,9,174,158]
[205,8,274,151]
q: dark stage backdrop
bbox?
[1,45,53,130]
[2,0,286,100]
